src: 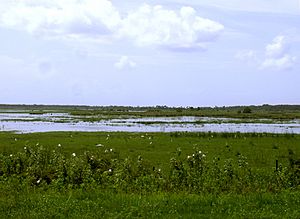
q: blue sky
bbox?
[0,0,299,106]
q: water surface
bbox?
[0,112,299,134]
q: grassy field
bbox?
[1,131,299,169]
[1,131,300,218]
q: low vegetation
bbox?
[0,131,300,217]
[1,104,300,120]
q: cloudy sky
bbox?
[0,0,299,106]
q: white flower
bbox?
[150,142,152,145]
[10,154,13,157]
[198,151,202,154]
[187,155,191,159]
[108,169,112,172]
[141,135,144,138]
[37,179,41,184]
[96,144,103,147]
[202,154,206,158]
[58,144,61,147]
[14,138,17,141]
[24,146,27,150]
[192,154,195,157]
[36,143,39,146]
[110,149,113,152]
[158,169,161,172]
[72,153,76,157]
[105,149,108,153]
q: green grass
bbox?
[1,185,300,218]
[1,132,299,170]
[1,131,300,218]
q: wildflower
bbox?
[72,153,76,157]
[10,154,13,157]
[141,135,144,138]
[150,142,152,145]
[58,144,61,147]
[36,143,39,146]
[202,154,206,158]
[110,148,113,152]
[24,146,27,150]
[108,169,112,172]
[192,154,195,157]
[187,155,191,159]
[14,138,17,141]
[158,169,161,172]
[96,143,103,147]
[37,179,41,184]
[107,134,110,137]
[105,149,108,153]
[198,150,202,154]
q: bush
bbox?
[242,107,252,114]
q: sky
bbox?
[0,0,299,107]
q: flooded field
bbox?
[1,112,300,133]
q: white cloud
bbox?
[0,1,224,49]
[235,50,257,62]
[261,35,297,71]
[1,0,121,37]
[118,5,224,49]
[114,56,136,70]
[261,55,296,71]
[265,35,288,58]
[237,35,297,71]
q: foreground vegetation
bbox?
[1,132,300,217]
[2,187,300,218]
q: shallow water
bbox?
[0,113,300,134]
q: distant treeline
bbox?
[1,104,300,119]
[1,104,300,111]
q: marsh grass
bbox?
[1,131,300,218]
[1,138,300,192]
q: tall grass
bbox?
[1,144,300,194]
[1,132,300,217]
